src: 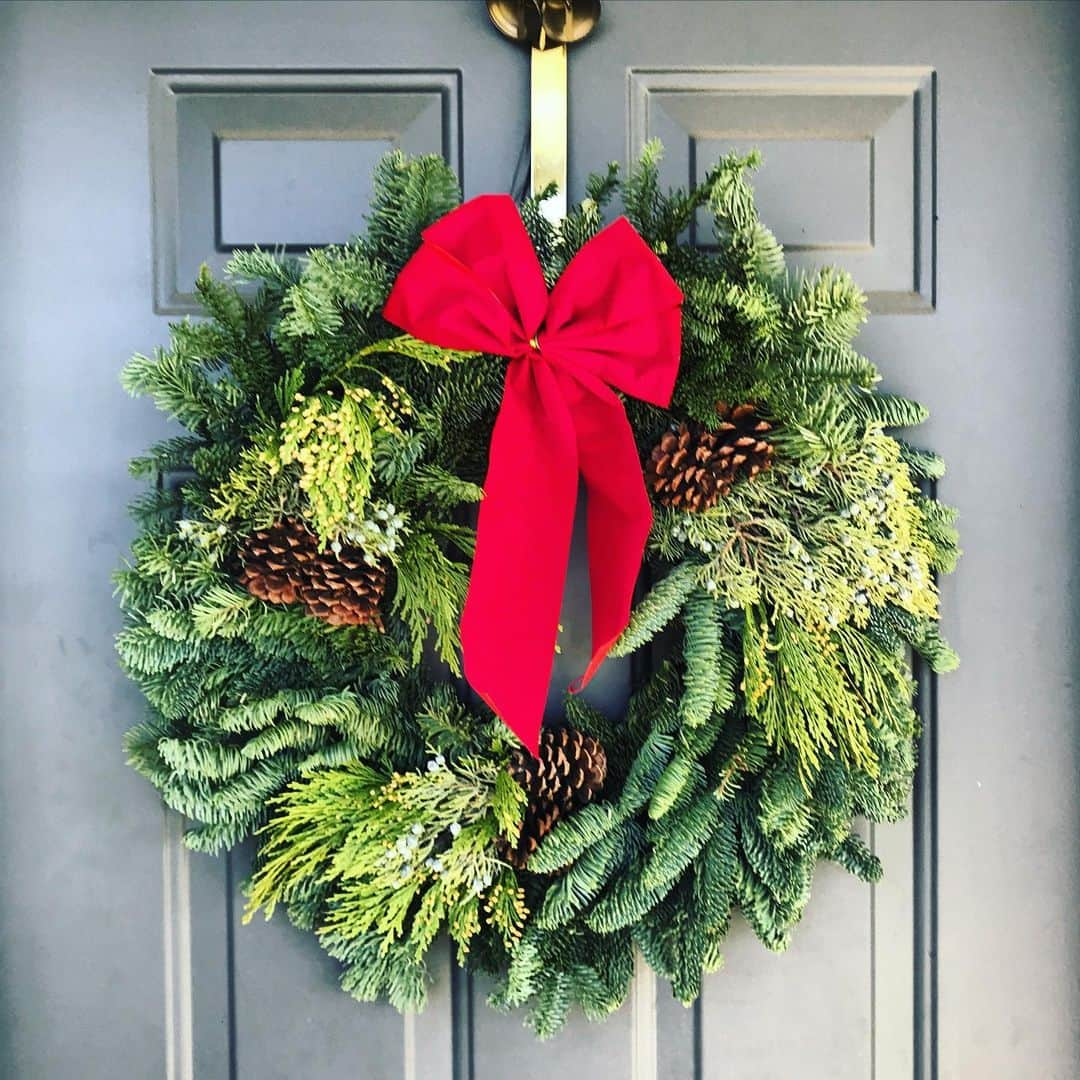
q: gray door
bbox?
[1,2,1076,1078]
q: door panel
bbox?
[1,2,1076,1079]
[567,4,1079,1078]
[0,3,523,1078]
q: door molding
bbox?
[149,68,463,314]
[626,66,936,314]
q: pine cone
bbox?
[645,402,774,511]
[236,518,387,629]
[500,727,607,870]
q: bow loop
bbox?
[384,195,683,753]
[543,217,684,405]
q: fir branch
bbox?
[611,561,700,656]
[363,151,461,274]
[680,588,723,726]
[225,248,302,291]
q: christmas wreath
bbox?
[117,144,958,1036]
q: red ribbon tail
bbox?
[557,370,654,704]
[567,631,622,695]
[459,360,579,757]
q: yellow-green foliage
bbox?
[741,611,912,778]
[337,333,478,375]
[272,381,412,547]
[656,432,938,630]
[642,428,943,781]
[246,754,528,963]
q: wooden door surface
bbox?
[1,2,1076,1078]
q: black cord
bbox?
[509,122,531,201]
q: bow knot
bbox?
[384,195,683,753]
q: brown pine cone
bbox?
[500,727,607,870]
[645,402,774,511]
[236,517,386,629]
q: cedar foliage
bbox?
[117,145,957,1035]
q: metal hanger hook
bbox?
[486,0,601,51]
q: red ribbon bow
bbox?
[384,195,683,753]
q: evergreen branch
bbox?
[391,528,470,672]
[680,589,722,726]
[611,561,700,656]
